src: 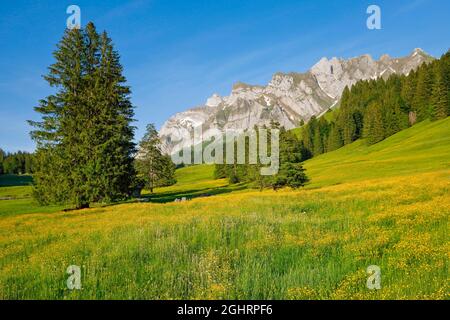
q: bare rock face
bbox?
[160,49,433,154]
[205,93,223,108]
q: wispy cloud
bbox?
[395,0,428,15]
[97,0,152,24]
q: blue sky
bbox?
[0,0,449,152]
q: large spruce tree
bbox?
[29,23,136,208]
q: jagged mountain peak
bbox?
[160,49,434,155]
[412,47,425,55]
[380,54,391,61]
[205,93,223,107]
[232,81,264,92]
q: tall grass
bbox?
[0,170,448,299]
[0,118,449,299]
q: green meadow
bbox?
[0,118,449,299]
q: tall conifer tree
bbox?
[363,102,385,145]
[413,65,434,121]
[431,63,449,120]
[29,23,136,208]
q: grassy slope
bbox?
[0,118,449,299]
[304,118,450,187]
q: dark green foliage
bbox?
[431,62,449,120]
[363,102,385,145]
[326,122,343,152]
[338,108,357,145]
[272,128,309,189]
[135,123,177,193]
[301,116,316,154]
[413,65,434,121]
[337,87,355,144]
[0,149,3,174]
[29,23,136,208]
[215,126,309,190]
[301,115,330,157]
[272,162,308,190]
[158,155,177,187]
[312,126,324,155]
[0,150,34,175]
[445,51,450,116]
[401,69,417,112]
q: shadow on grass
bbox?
[143,183,248,203]
[0,175,33,187]
[56,183,248,212]
[0,175,246,214]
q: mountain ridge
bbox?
[160,49,434,154]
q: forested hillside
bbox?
[301,51,450,156]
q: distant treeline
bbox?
[301,50,450,156]
[0,149,34,175]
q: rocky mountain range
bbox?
[160,48,433,154]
